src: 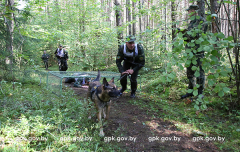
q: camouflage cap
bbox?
[186,5,199,11]
[125,35,136,43]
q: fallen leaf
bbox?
[185,98,192,104]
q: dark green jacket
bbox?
[116,44,145,73]
[41,53,49,61]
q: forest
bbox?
[0,0,240,151]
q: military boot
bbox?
[130,91,136,98]
[130,80,137,98]
[181,93,193,99]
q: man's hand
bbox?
[126,69,134,75]
[121,69,134,75]
[121,71,129,75]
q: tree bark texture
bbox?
[4,0,14,80]
[115,0,123,47]
[210,0,219,33]
[126,0,131,35]
[171,1,177,41]
[132,1,136,36]
[197,0,205,18]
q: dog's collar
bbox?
[92,86,110,103]
[96,92,110,103]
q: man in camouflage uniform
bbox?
[116,35,145,98]
[181,5,208,99]
[41,50,50,70]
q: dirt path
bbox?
[69,84,220,152]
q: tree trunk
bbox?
[210,0,220,61]
[115,0,123,47]
[236,0,240,104]
[197,0,205,18]
[165,4,167,51]
[126,0,131,35]
[139,0,143,38]
[4,0,14,80]
[132,1,136,36]
[171,1,177,41]
[210,0,219,33]
[146,0,150,29]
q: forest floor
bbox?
[66,83,221,152]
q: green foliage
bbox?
[171,14,235,110]
[138,68,240,151]
[0,80,122,151]
[1,0,239,151]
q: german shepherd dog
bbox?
[87,70,120,136]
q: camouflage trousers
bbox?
[187,55,205,94]
[43,60,48,69]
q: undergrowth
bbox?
[130,69,240,151]
[0,79,122,151]
[1,67,239,151]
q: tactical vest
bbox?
[123,44,138,57]
[57,48,65,57]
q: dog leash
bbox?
[117,73,133,82]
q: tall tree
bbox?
[237,0,240,103]
[132,1,136,36]
[139,0,143,37]
[210,0,219,33]
[4,0,15,80]
[114,0,123,47]
[197,0,205,18]
[171,0,177,41]
[164,3,167,50]
[126,0,131,35]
